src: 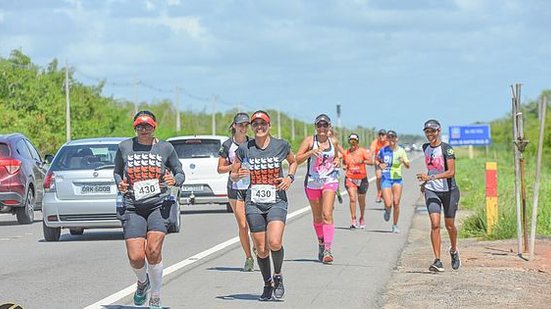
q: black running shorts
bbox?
[424,188,461,218]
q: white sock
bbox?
[132,264,148,283]
[148,261,163,296]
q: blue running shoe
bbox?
[133,275,150,306]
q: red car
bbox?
[0,133,49,224]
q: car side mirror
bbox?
[44,154,54,164]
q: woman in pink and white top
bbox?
[295,114,344,264]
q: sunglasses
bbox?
[135,124,154,131]
[316,122,329,128]
[252,121,268,128]
[424,129,437,134]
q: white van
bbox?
[167,135,232,212]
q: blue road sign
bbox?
[448,124,491,146]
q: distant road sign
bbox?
[448,124,491,146]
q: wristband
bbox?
[287,174,295,182]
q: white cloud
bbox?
[167,0,180,6]
[145,0,156,11]
[132,15,206,38]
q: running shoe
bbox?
[243,257,254,272]
[318,243,325,262]
[133,275,150,306]
[359,218,366,229]
[259,284,273,301]
[336,189,343,204]
[450,247,461,270]
[273,274,285,299]
[350,219,358,229]
[376,192,382,203]
[322,249,334,264]
[391,225,400,234]
[148,295,162,309]
[383,208,391,222]
[429,259,444,272]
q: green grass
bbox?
[456,144,551,239]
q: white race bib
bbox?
[133,179,161,201]
[349,178,362,186]
[251,184,276,204]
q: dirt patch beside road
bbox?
[383,200,551,308]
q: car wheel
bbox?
[16,189,35,224]
[43,220,61,241]
[168,204,181,233]
[225,203,233,213]
[69,228,84,235]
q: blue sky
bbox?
[1,0,549,134]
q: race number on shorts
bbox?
[251,184,276,203]
[133,179,161,201]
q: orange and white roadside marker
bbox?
[486,162,498,234]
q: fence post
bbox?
[486,162,498,234]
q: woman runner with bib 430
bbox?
[295,114,343,264]
[217,112,254,272]
[233,110,297,301]
[114,111,185,309]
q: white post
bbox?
[65,60,71,142]
[529,96,547,259]
[291,115,295,141]
[512,89,523,255]
[134,78,139,114]
[212,95,217,135]
[277,109,281,138]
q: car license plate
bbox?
[182,185,203,192]
[80,185,111,194]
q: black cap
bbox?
[315,114,332,125]
[387,130,397,137]
[348,133,359,141]
[233,113,249,124]
[378,129,386,135]
[423,119,441,131]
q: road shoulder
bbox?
[383,197,551,308]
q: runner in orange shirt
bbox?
[370,129,389,203]
[342,133,373,229]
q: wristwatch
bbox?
[287,174,295,182]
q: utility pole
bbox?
[337,103,342,145]
[65,60,71,142]
[175,87,181,132]
[212,95,217,135]
[277,109,281,138]
[134,78,139,114]
[291,115,295,141]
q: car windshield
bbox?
[171,139,221,159]
[49,144,119,171]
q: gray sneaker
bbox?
[384,208,391,222]
[391,225,400,234]
[450,247,461,270]
[429,259,444,272]
[273,274,285,299]
[149,295,162,309]
[318,243,325,262]
[243,257,254,272]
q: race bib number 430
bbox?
[251,184,276,204]
[133,179,161,201]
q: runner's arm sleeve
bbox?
[113,146,124,186]
[166,146,185,186]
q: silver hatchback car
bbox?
[42,138,182,241]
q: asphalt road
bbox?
[1,153,425,308]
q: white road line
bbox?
[84,175,376,308]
